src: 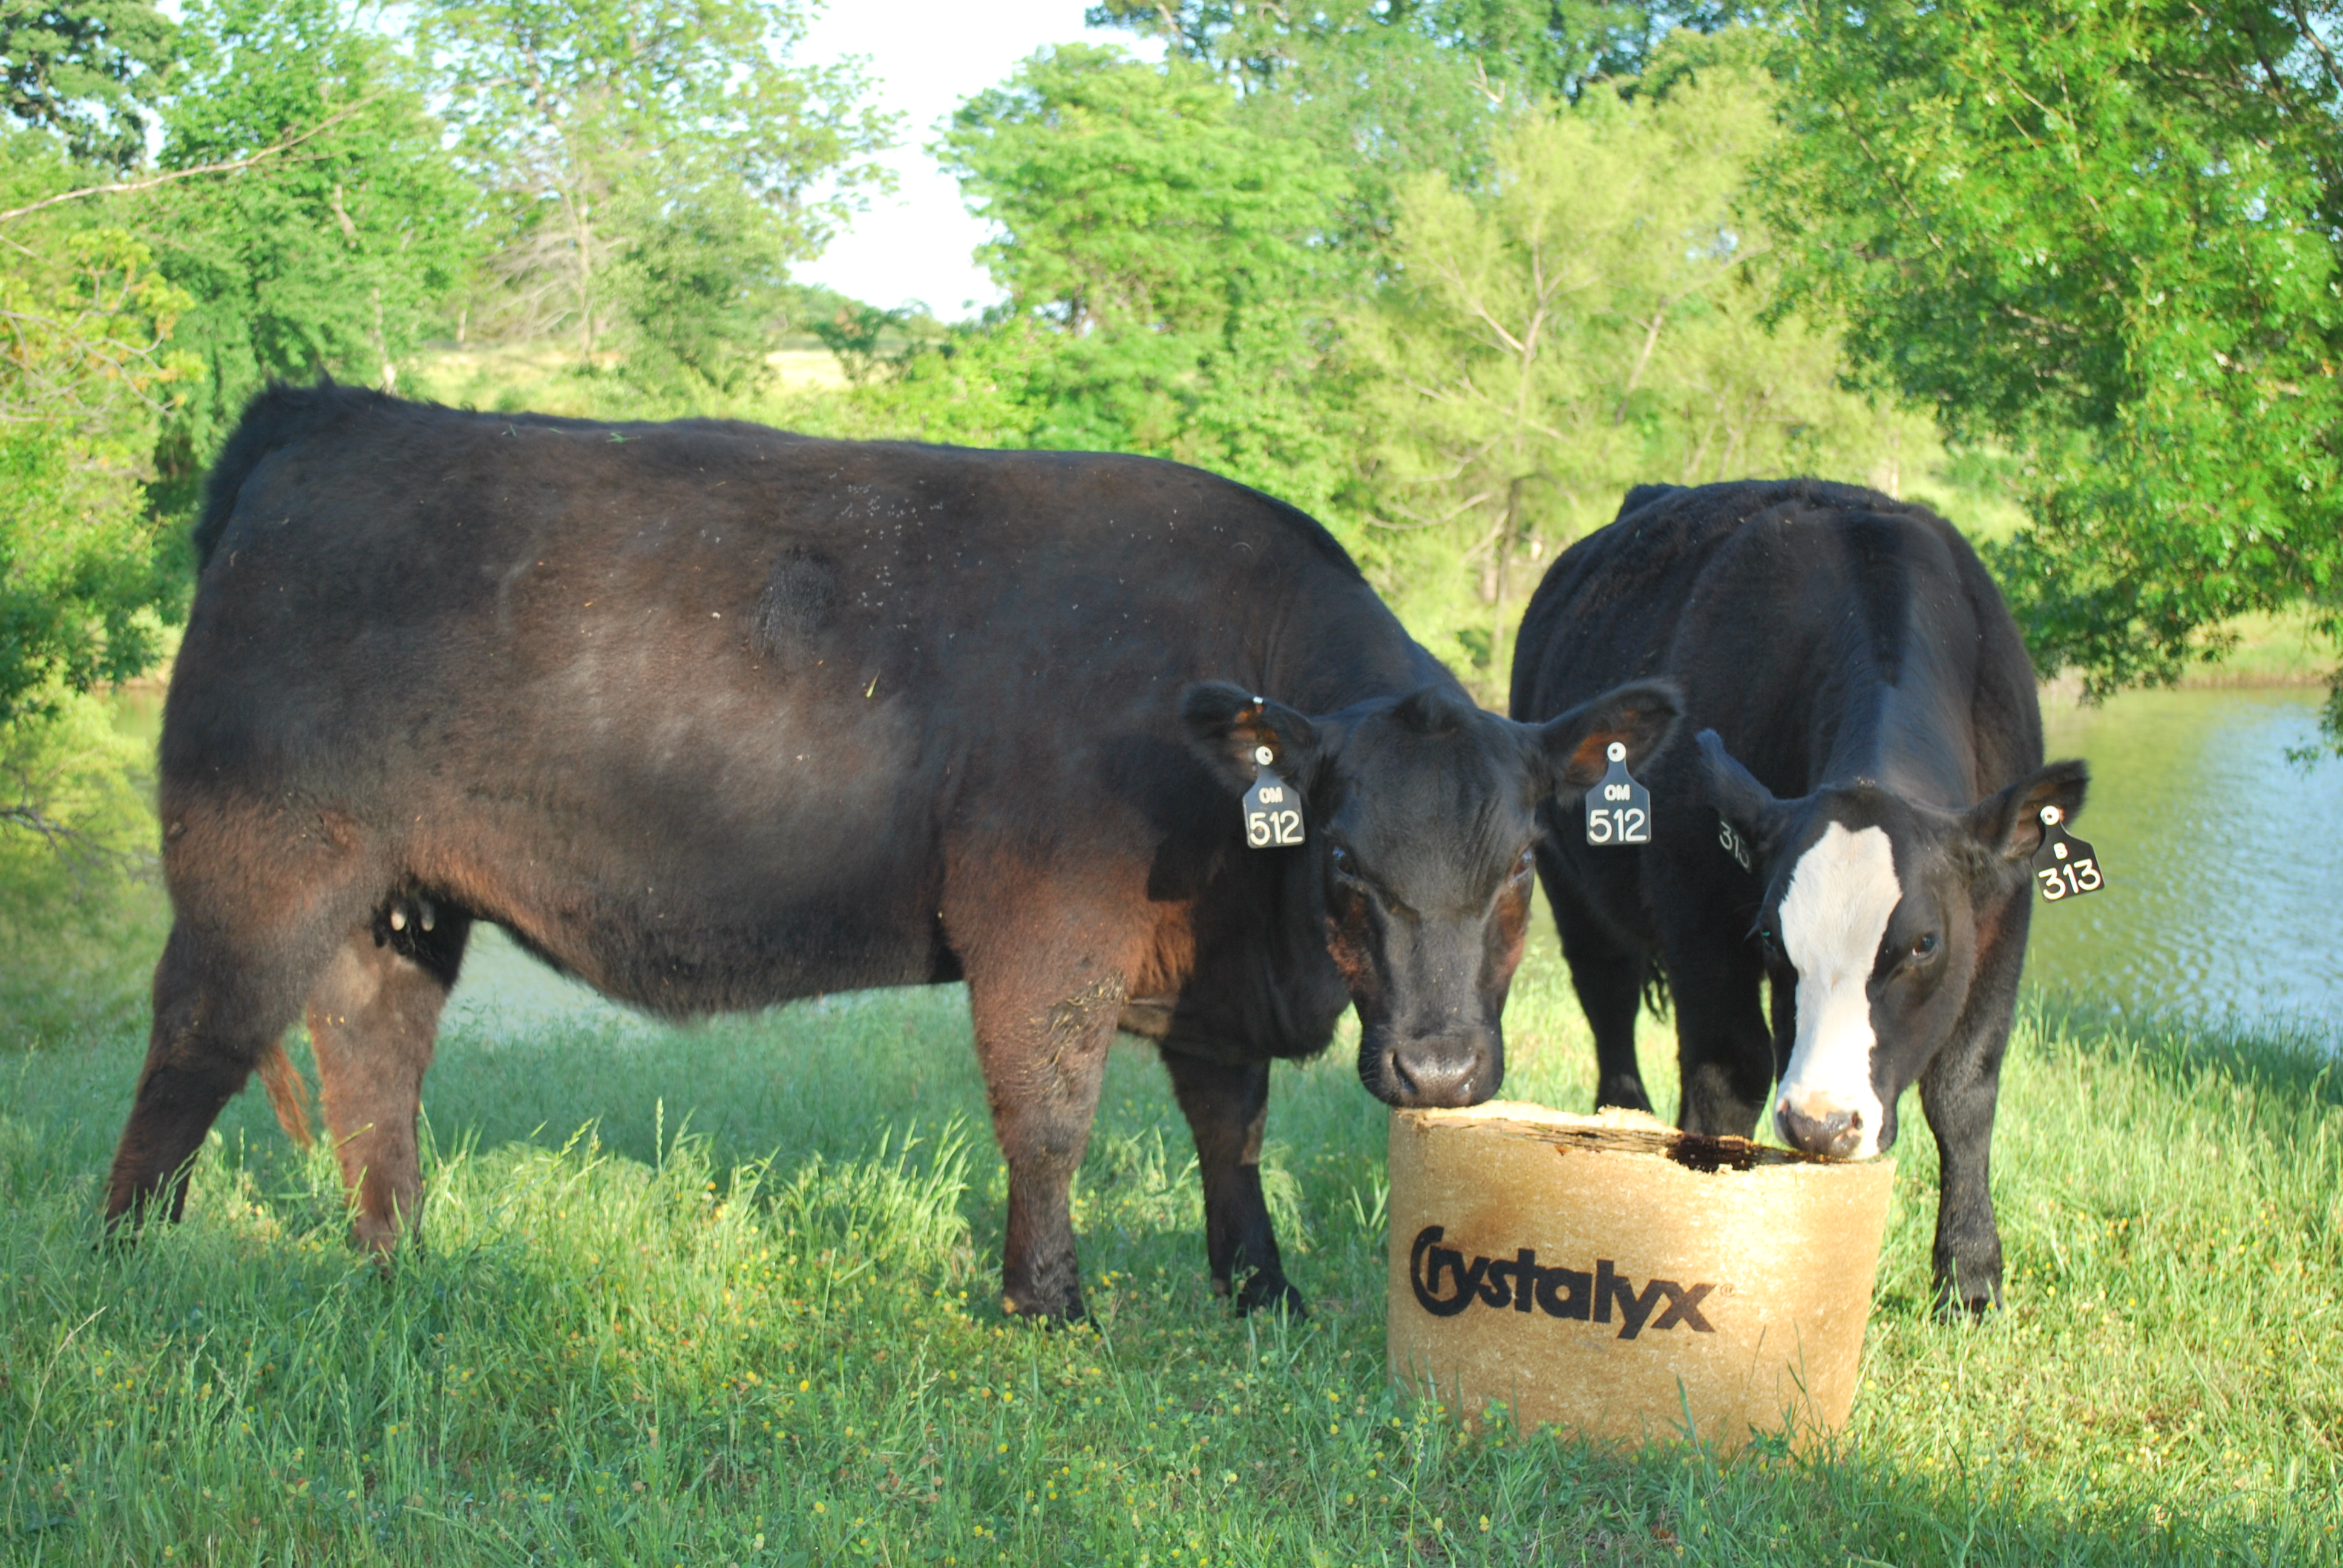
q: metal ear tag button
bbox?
[2029,805,2103,901]
[1585,742,1651,846]
[1244,743,1303,848]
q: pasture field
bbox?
[1,902,2338,1567]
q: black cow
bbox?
[1510,480,2085,1312]
[106,385,1678,1321]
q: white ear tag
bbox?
[2030,805,2103,902]
[1243,743,1303,848]
[1585,741,1651,846]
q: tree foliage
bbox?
[916,45,1357,516]
[1092,0,1752,108]
[0,137,190,876]
[1357,45,1927,679]
[0,0,175,166]
[0,207,188,728]
[1087,0,1765,237]
[147,0,475,487]
[426,0,895,388]
[1765,0,2343,733]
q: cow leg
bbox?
[1547,875,1654,1114]
[965,959,1127,1322]
[1659,923,1772,1139]
[1919,889,2028,1313]
[305,913,470,1253]
[1161,1050,1301,1316]
[106,915,343,1232]
[1919,1040,2005,1315]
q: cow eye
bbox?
[1909,932,1940,962]
[1329,843,1357,878]
[1754,927,1783,962]
[1508,846,1536,885]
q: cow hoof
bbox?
[97,1193,163,1252]
[1593,1077,1656,1116]
[1932,1281,2001,1320]
[1233,1271,1306,1319]
[1001,1287,1089,1325]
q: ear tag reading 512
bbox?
[2030,805,2103,902]
[1244,743,1305,848]
[1585,742,1651,846]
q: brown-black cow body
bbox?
[108,385,1676,1319]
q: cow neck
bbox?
[1817,677,1977,812]
[1267,573,1444,716]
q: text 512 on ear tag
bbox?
[1585,742,1651,846]
[1244,745,1304,848]
[2030,806,2103,901]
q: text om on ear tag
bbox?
[1243,744,1304,848]
[1585,742,1651,846]
[2030,806,2103,902]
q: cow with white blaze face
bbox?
[1511,480,2086,1312]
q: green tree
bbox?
[1764,0,2343,736]
[1357,50,1930,683]
[1090,0,1741,106]
[0,208,188,730]
[145,0,477,491]
[425,0,895,386]
[0,133,192,872]
[0,0,175,166]
[1087,0,1766,237]
[922,44,1355,515]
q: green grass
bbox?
[2,900,2338,1567]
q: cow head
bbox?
[1186,679,1679,1109]
[1699,730,2088,1159]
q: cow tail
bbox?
[255,1040,316,1148]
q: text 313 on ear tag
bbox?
[1585,742,1651,846]
[2030,805,2103,902]
[1243,744,1304,848]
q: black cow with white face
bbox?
[1511,479,2085,1312]
[105,384,1679,1324]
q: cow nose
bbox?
[1776,1098,1866,1158]
[1387,1041,1495,1109]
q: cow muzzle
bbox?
[1360,1032,1500,1109]
[1774,1095,1877,1160]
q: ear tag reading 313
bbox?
[1244,743,1304,848]
[2030,805,2103,902]
[1585,742,1651,846]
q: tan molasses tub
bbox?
[1388,1102,1896,1452]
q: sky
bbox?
[791,1,1162,319]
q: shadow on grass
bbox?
[0,1122,2326,1567]
[3,950,2338,1563]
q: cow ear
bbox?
[1182,682,1325,796]
[1538,679,1681,795]
[1699,729,1784,841]
[1965,759,2089,867]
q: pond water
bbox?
[2028,686,2341,1029]
[117,685,2343,1034]
[444,925,626,1035]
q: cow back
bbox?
[168,387,1442,1028]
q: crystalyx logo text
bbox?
[1407,1224,1717,1339]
